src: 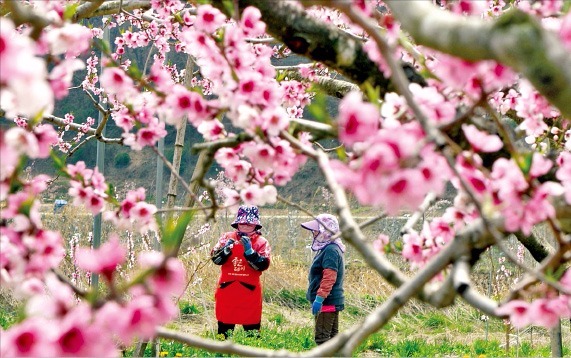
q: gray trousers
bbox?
[314,311,339,345]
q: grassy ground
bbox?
[1,206,569,356]
[121,255,569,357]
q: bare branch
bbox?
[191,134,252,153]
[42,115,123,144]
[400,192,437,235]
[155,325,353,357]
[289,117,336,138]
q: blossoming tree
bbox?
[1,0,570,356]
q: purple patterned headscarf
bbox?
[301,214,345,252]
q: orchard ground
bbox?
[1,204,569,356]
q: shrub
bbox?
[114,152,131,168]
[178,301,202,315]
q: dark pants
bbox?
[217,321,261,339]
[314,311,339,345]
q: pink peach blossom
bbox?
[195,5,226,33]
[496,300,531,328]
[338,91,380,146]
[1,317,57,357]
[462,124,503,153]
[76,235,126,283]
[240,7,266,37]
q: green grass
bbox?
[263,288,309,309]
[2,301,565,357]
[122,328,561,357]
[344,304,366,317]
[355,336,557,357]
[422,312,448,330]
[267,312,287,325]
[0,308,17,330]
[126,327,316,357]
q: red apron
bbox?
[214,232,264,325]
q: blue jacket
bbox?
[306,243,345,310]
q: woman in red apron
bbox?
[210,205,271,338]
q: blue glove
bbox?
[223,239,235,255]
[312,296,324,315]
[241,235,254,255]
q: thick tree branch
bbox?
[3,0,52,39]
[386,0,571,119]
[514,231,554,263]
[80,0,153,19]
[73,0,106,22]
[212,0,425,92]
[279,69,359,98]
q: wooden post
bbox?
[91,19,109,289]
[550,320,562,358]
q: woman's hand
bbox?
[240,235,254,255]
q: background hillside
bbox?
[22,22,347,206]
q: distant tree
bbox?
[114,152,131,168]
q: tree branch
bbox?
[386,0,571,119]
[340,219,496,355]
[279,69,359,98]
[80,0,153,19]
[43,115,123,145]
[3,0,52,39]
[73,0,106,22]
[211,0,425,92]
[514,231,554,263]
[400,192,437,235]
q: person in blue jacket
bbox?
[301,213,345,345]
